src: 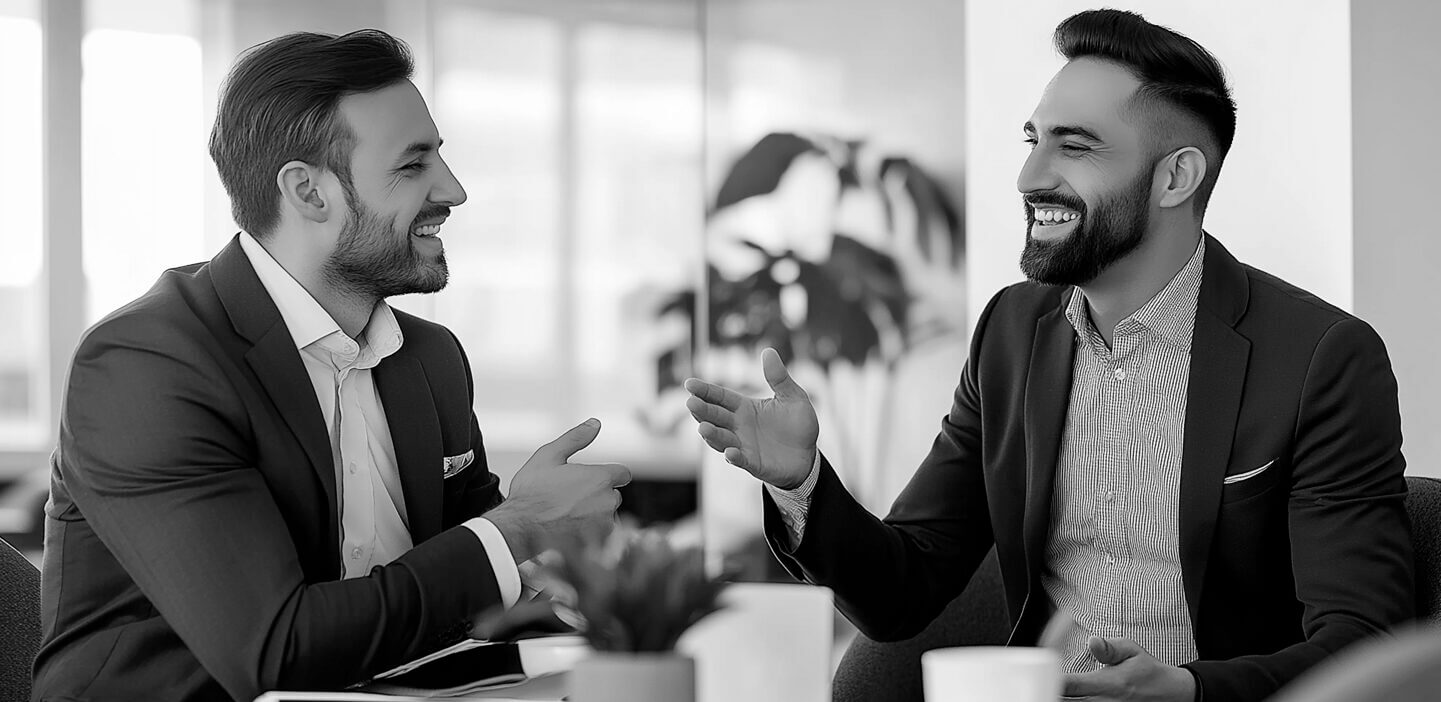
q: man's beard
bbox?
[323,194,450,300]
[1019,166,1151,286]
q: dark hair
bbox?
[208,30,414,238]
[1055,9,1236,212]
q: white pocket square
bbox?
[1223,459,1275,485]
[442,450,475,479]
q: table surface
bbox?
[255,670,568,701]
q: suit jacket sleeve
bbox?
[58,314,506,700]
[761,287,1010,642]
[1184,318,1415,700]
[443,328,505,528]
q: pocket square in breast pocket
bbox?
[443,450,475,479]
[1223,459,1275,485]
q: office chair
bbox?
[0,536,39,702]
[831,549,1009,702]
[1405,475,1441,621]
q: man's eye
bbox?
[1060,143,1089,153]
[401,161,428,173]
[1023,137,1038,147]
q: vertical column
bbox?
[1351,0,1441,478]
[557,20,579,416]
[42,0,85,438]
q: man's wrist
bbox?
[1181,664,1203,702]
[773,450,821,495]
[484,502,537,564]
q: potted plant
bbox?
[545,529,729,702]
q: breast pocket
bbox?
[1220,457,1285,504]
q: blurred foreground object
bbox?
[678,582,834,702]
[546,529,729,702]
[1267,624,1441,702]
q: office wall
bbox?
[1352,0,1441,478]
[964,0,1353,319]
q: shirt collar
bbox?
[1064,236,1206,352]
[237,231,404,360]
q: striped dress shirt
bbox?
[1043,237,1206,671]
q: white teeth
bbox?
[1034,208,1078,224]
[413,224,441,237]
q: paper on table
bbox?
[357,635,587,697]
[255,690,559,702]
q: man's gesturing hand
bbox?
[485,418,631,563]
[1062,636,1197,702]
[683,348,819,489]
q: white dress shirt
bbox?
[238,232,519,604]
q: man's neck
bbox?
[1079,224,1202,348]
[252,229,376,339]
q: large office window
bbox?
[82,0,206,323]
[0,0,705,492]
[430,2,703,477]
[0,0,44,449]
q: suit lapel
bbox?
[1177,235,1251,624]
[1022,294,1077,584]
[210,236,339,556]
[374,352,443,542]
[244,330,337,525]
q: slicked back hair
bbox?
[1055,9,1236,214]
[208,30,414,238]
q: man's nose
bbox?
[432,157,468,207]
[1016,148,1060,194]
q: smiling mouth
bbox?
[411,222,443,238]
[1031,206,1080,227]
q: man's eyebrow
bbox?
[395,138,443,162]
[1024,121,1103,143]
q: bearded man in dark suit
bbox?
[34,30,628,701]
[684,10,1414,702]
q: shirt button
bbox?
[1106,553,1117,565]
[350,547,362,559]
[348,462,357,475]
[1113,368,1126,381]
[1105,490,1117,503]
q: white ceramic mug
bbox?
[921,646,1061,702]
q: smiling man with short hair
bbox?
[35,30,629,701]
[684,10,1414,702]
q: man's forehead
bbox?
[338,80,440,154]
[1028,57,1142,136]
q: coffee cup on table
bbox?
[920,646,1060,701]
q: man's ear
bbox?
[276,161,335,224]
[1155,146,1208,210]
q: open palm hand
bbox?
[683,348,819,489]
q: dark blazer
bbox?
[765,235,1415,702]
[34,236,507,701]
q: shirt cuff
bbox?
[763,451,822,548]
[463,517,522,608]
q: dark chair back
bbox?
[1405,476,1441,621]
[0,536,39,702]
[832,549,1010,702]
